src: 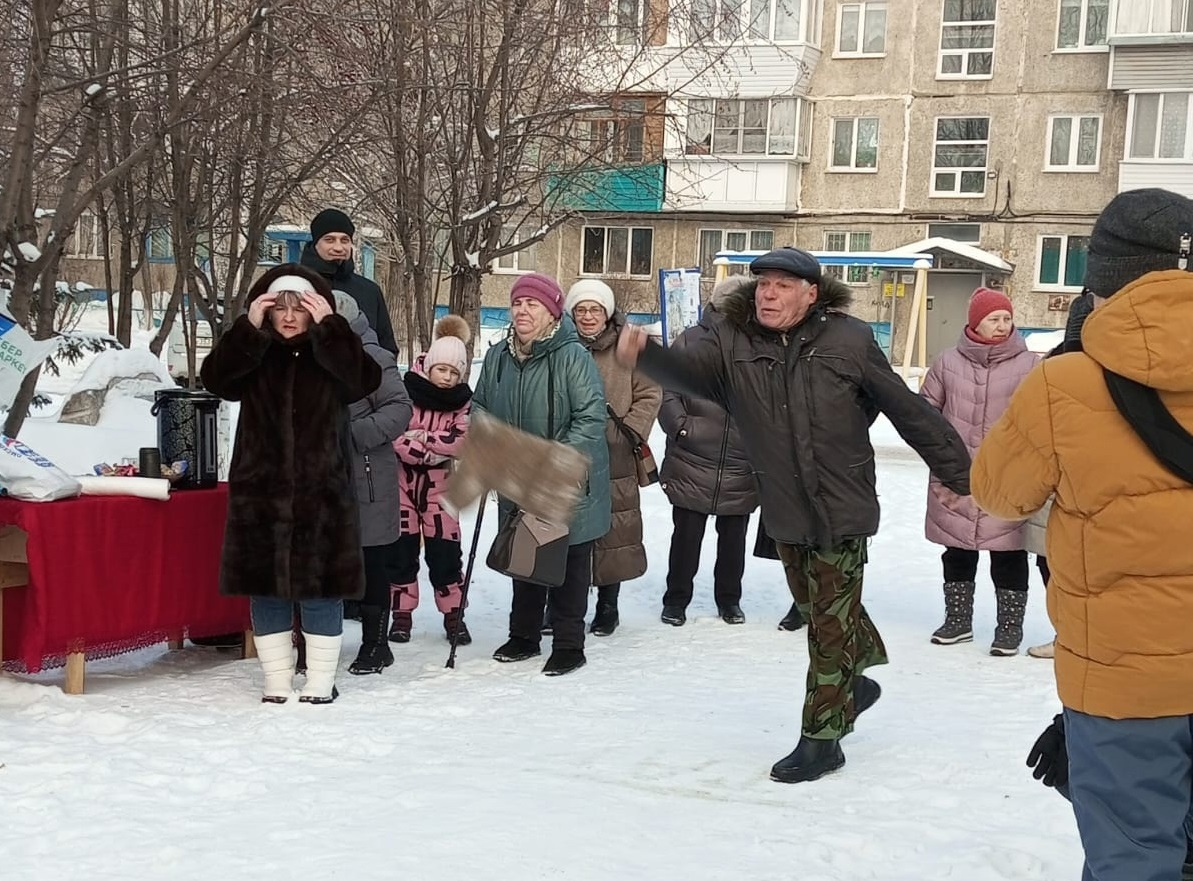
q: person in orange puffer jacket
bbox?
[973,188,1193,881]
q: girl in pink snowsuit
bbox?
[389,316,473,644]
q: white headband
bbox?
[266,275,314,295]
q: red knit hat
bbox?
[967,287,1013,329]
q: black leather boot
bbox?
[770,736,846,784]
[778,602,805,631]
[349,605,394,675]
[590,585,620,636]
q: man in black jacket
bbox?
[301,208,398,355]
[617,246,971,783]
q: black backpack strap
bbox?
[1104,368,1193,485]
[607,404,643,450]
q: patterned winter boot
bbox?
[389,583,417,643]
[349,605,394,675]
[990,588,1028,656]
[931,581,975,645]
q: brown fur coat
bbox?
[200,264,382,601]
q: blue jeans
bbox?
[250,597,343,637]
[1065,708,1193,881]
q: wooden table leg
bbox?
[64,651,85,695]
[242,630,257,660]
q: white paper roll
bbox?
[76,475,171,500]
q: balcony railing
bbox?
[545,163,665,213]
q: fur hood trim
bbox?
[710,275,854,330]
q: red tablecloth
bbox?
[0,484,249,672]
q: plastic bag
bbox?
[0,435,82,502]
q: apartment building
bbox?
[1107,0,1193,196]
[512,0,1130,363]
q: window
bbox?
[698,229,775,277]
[1037,235,1089,290]
[932,117,990,197]
[147,228,174,262]
[581,99,647,164]
[685,98,811,158]
[615,0,647,45]
[1056,0,1108,49]
[927,222,981,243]
[67,213,105,258]
[1129,92,1193,160]
[687,0,815,42]
[938,0,996,79]
[823,230,873,284]
[1045,115,1102,171]
[1115,0,1193,35]
[582,226,654,276]
[259,235,287,265]
[494,228,541,274]
[837,2,887,54]
[830,117,879,170]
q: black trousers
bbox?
[1037,555,1051,586]
[941,547,1029,591]
[510,541,593,652]
[362,542,397,607]
[662,506,749,609]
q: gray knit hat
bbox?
[1084,188,1193,297]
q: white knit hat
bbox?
[266,274,315,295]
[564,279,615,320]
[424,315,471,378]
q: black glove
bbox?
[1026,714,1068,789]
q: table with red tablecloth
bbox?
[0,484,250,688]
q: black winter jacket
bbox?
[301,242,398,355]
[638,277,971,549]
[658,324,758,517]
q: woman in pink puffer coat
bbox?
[920,288,1038,656]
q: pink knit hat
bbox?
[424,315,470,377]
[510,273,564,318]
[967,287,1013,329]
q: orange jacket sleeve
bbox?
[971,364,1059,521]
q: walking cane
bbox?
[446,492,488,669]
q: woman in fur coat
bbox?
[920,287,1038,656]
[200,263,381,704]
[563,279,661,637]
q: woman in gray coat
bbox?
[658,277,760,626]
[336,293,413,675]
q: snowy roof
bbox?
[887,238,1014,273]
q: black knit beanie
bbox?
[310,208,355,243]
[1084,188,1193,297]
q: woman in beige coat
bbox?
[563,279,662,636]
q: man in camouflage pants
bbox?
[618,247,970,782]
[777,541,887,743]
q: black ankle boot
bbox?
[778,602,805,631]
[718,603,745,625]
[542,649,586,676]
[349,605,394,675]
[493,637,541,663]
[444,608,472,645]
[590,585,620,636]
[770,736,845,783]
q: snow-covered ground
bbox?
[0,328,1082,881]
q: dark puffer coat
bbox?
[348,311,412,547]
[637,276,971,549]
[200,264,382,600]
[301,242,398,356]
[658,322,758,518]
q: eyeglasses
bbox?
[573,305,607,317]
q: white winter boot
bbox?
[298,632,343,704]
[253,630,296,704]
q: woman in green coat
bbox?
[472,273,611,677]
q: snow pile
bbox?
[58,348,174,426]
